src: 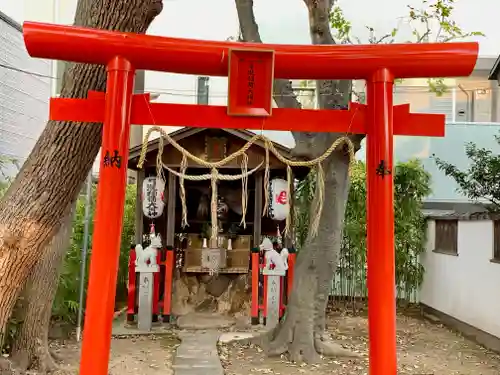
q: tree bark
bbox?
[0,0,162,351]
[234,0,360,362]
[9,205,74,373]
[265,154,354,363]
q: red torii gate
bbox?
[22,21,478,375]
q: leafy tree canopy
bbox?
[434,134,500,211]
[329,0,484,96]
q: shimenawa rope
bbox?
[136,98,355,239]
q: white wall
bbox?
[0,15,51,177]
[420,219,500,338]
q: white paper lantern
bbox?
[269,178,289,221]
[142,177,165,219]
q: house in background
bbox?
[354,57,500,211]
[406,56,500,355]
[389,57,499,123]
[420,213,500,353]
[0,11,51,178]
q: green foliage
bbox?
[427,78,447,97]
[330,0,484,45]
[0,156,135,351]
[433,135,500,211]
[329,6,353,44]
[52,183,137,323]
[407,0,485,43]
[0,155,18,197]
[328,0,484,95]
[295,160,431,294]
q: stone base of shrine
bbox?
[171,271,252,321]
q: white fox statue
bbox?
[260,237,288,273]
[135,233,162,272]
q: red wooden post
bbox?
[48,97,446,136]
[251,248,260,325]
[287,250,296,299]
[79,56,135,375]
[162,246,175,322]
[22,22,477,79]
[152,250,161,322]
[366,69,397,375]
[126,246,137,323]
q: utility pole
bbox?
[76,171,93,341]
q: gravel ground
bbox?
[42,309,500,375]
[219,311,500,375]
[50,333,179,375]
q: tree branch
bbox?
[302,0,364,149]
[302,0,351,110]
[235,0,301,111]
[234,0,363,155]
[234,0,309,149]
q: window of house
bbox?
[492,220,500,263]
[434,219,458,255]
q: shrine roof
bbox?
[127,126,293,170]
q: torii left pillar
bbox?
[79,57,135,375]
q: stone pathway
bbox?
[171,313,260,375]
[173,331,223,375]
[176,312,235,330]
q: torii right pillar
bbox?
[366,68,397,373]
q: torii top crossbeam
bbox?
[23,22,477,79]
[21,21,478,375]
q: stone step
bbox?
[173,330,223,375]
[175,368,223,375]
[176,350,219,358]
[174,358,219,366]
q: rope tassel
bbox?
[262,143,270,217]
[179,155,189,228]
[210,168,219,246]
[310,163,325,237]
[284,164,293,236]
[240,153,249,229]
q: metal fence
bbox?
[330,242,420,309]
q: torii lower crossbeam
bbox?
[22,21,478,375]
[49,92,445,137]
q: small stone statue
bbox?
[135,233,162,273]
[260,237,287,274]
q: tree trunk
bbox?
[0,0,162,351]
[234,0,360,362]
[9,205,74,373]
[265,154,353,363]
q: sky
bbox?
[150,0,498,55]
[0,0,498,56]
